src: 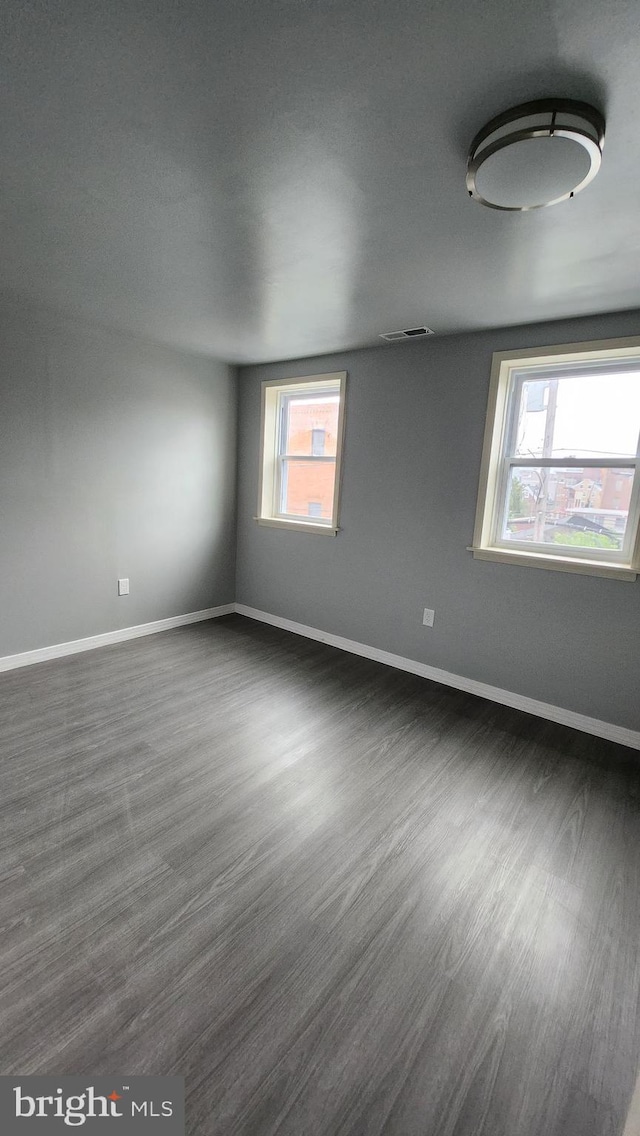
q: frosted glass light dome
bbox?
[466,99,605,211]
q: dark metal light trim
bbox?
[466,98,605,211]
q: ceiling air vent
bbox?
[380,326,435,342]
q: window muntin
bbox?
[474,340,640,576]
[257,372,346,533]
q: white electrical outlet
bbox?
[118,578,130,596]
[423,607,435,627]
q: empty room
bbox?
[2,1,640,1134]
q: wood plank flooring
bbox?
[1,613,640,1135]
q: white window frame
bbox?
[256,371,347,535]
[471,337,640,581]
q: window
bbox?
[472,338,640,579]
[311,428,326,456]
[257,372,347,533]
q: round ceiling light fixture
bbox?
[466,98,605,211]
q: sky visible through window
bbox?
[517,373,640,458]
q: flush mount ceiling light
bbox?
[466,98,605,211]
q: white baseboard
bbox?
[234,604,640,752]
[0,604,235,673]
[3,600,638,752]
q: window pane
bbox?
[280,458,336,520]
[513,373,640,459]
[311,429,325,456]
[282,394,340,456]
[502,465,633,550]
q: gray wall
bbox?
[236,309,640,731]
[0,300,237,657]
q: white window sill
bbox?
[255,517,338,536]
[468,545,637,580]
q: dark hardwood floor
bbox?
[1,613,640,1135]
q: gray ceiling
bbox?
[2,0,639,363]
